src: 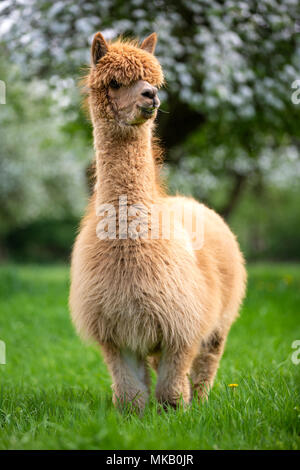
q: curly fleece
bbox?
[88,39,164,89]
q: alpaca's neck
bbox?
[94,122,158,208]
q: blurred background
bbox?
[0,0,299,263]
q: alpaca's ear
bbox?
[91,32,108,66]
[140,33,157,54]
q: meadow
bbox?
[0,263,299,450]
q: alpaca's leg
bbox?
[190,330,227,400]
[155,347,196,408]
[101,344,150,413]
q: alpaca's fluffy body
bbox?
[69,33,246,410]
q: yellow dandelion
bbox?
[228,383,238,387]
[283,275,293,285]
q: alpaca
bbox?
[69,32,247,412]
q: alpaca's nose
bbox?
[141,85,159,108]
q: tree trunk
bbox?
[220,173,248,219]
[157,96,205,161]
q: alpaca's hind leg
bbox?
[155,347,197,409]
[101,344,150,413]
[190,330,227,400]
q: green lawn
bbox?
[0,263,299,450]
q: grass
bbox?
[0,262,299,450]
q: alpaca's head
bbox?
[87,32,164,127]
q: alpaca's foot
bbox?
[112,384,149,414]
[190,379,212,402]
[101,344,150,414]
[155,347,196,410]
[156,377,191,410]
[190,330,227,402]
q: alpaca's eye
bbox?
[109,80,121,90]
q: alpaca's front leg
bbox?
[155,347,196,409]
[101,344,150,413]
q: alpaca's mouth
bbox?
[139,106,156,119]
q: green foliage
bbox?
[5,218,79,263]
[231,187,300,261]
[0,58,89,237]
[0,263,299,449]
